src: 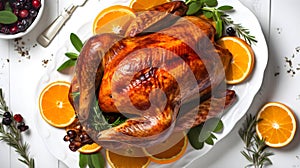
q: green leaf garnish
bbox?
[218,5,234,11]
[91,152,105,168]
[202,0,218,7]
[57,59,76,71]
[80,152,105,168]
[79,153,88,168]
[65,52,78,59]
[70,33,83,53]
[185,0,256,45]
[57,33,83,72]
[0,11,18,24]
[186,1,203,15]
[188,118,224,150]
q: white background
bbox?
[1,0,300,167]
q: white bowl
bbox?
[0,0,45,39]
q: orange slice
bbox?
[78,143,102,154]
[92,5,136,35]
[106,149,150,168]
[129,0,170,11]
[217,36,255,84]
[38,81,76,128]
[256,102,297,148]
[144,132,188,164]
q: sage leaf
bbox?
[0,11,18,24]
[205,136,214,145]
[202,0,217,7]
[65,52,78,59]
[79,154,89,168]
[218,5,233,11]
[91,152,105,168]
[70,33,83,52]
[187,124,205,149]
[186,1,202,15]
[210,133,217,140]
[57,59,76,72]
[203,11,213,19]
[213,119,224,133]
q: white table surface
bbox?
[1,0,300,167]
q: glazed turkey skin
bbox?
[98,16,232,116]
[70,1,236,141]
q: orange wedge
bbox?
[217,36,255,84]
[92,5,136,35]
[144,132,188,164]
[129,0,170,11]
[256,102,297,148]
[38,81,76,128]
[78,143,102,154]
[106,149,150,168]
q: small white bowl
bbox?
[0,0,44,39]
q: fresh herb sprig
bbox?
[239,114,273,168]
[57,33,83,72]
[0,89,34,168]
[185,0,257,45]
[188,118,224,149]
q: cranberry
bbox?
[9,25,18,34]
[13,9,19,16]
[17,21,25,31]
[3,111,12,118]
[31,0,40,9]
[0,1,4,10]
[13,114,23,122]
[2,117,12,126]
[19,9,29,18]
[0,27,9,34]
[29,9,37,17]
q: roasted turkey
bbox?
[69,1,236,147]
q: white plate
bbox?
[35,0,268,167]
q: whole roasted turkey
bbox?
[69,1,236,147]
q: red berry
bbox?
[32,0,41,9]
[19,9,29,18]
[9,26,18,34]
[13,114,23,123]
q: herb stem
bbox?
[0,89,34,168]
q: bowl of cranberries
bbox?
[0,0,44,39]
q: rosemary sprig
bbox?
[222,15,258,45]
[239,114,273,168]
[185,0,257,45]
[0,89,34,168]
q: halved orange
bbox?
[256,102,297,148]
[106,149,150,168]
[38,81,76,128]
[78,143,102,154]
[129,0,170,11]
[92,5,136,35]
[144,132,188,164]
[217,36,255,84]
